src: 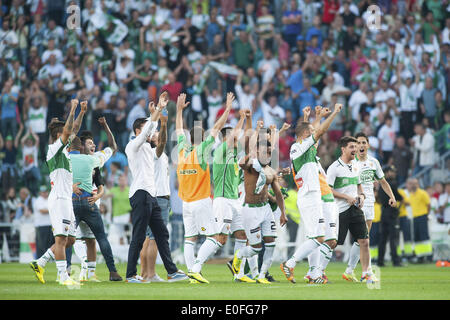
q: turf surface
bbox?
[0,262,449,300]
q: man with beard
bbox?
[342,132,397,281]
[326,136,375,283]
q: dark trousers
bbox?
[378,207,401,265]
[72,198,117,272]
[126,190,177,278]
[35,226,54,258]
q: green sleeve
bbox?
[197,135,215,171]
[177,134,187,154]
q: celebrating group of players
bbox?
[29,90,397,286]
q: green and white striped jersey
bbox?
[326,158,361,213]
[290,135,320,197]
[46,138,73,200]
[352,155,384,206]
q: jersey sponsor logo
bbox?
[179,169,198,175]
[360,169,375,183]
[329,223,336,228]
[62,219,71,225]
[250,226,261,234]
[201,227,206,231]
[296,177,304,188]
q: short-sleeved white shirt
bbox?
[327,158,361,213]
[353,155,384,205]
[290,136,320,197]
[47,138,73,200]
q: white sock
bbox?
[236,258,247,278]
[258,243,275,279]
[73,240,87,265]
[247,255,259,278]
[319,243,333,272]
[286,239,320,269]
[308,246,322,279]
[191,238,222,273]
[234,239,247,253]
[56,260,68,282]
[346,242,360,274]
[184,240,196,272]
[87,261,96,278]
[237,246,260,259]
[37,248,55,268]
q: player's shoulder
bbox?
[327,159,340,171]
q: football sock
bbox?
[308,246,322,279]
[258,243,275,279]
[237,246,261,259]
[248,255,259,278]
[286,239,320,269]
[191,238,222,273]
[87,261,96,278]
[56,260,68,282]
[319,243,333,272]
[346,242,360,274]
[37,248,55,268]
[184,240,196,272]
[234,238,247,253]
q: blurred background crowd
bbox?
[0,0,449,265]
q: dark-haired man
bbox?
[326,136,375,283]
[30,99,84,286]
[211,109,250,282]
[71,117,121,282]
[342,132,397,281]
[280,103,342,284]
[70,130,122,282]
[125,91,188,283]
[231,128,287,284]
[176,92,234,284]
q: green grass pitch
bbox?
[1,262,449,300]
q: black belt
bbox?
[157,195,170,200]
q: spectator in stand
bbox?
[0,125,23,192]
[390,136,413,186]
[411,123,436,188]
[420,77,438,129]
[282,0,303,49]
[377,116,396,165]
[0,78,19,138]
[20,128,41,196]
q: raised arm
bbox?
[132,92,169,150]
[98,116,118,154]
[156,114,168,158]
[71,100,88,140]
[303,106,311,122]
[312,103,342,142]
[226,109,246,148]
[211,92,234,138]
[176,93,190,135]
[61,99,79,145]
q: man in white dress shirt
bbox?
[125,92,188,283]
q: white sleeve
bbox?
[94,147,113,168]
[326,163,337,188]
[374,159,385,180]
[128,118,157,152]
[290,136,316,161]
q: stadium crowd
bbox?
[0,0,449,264]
